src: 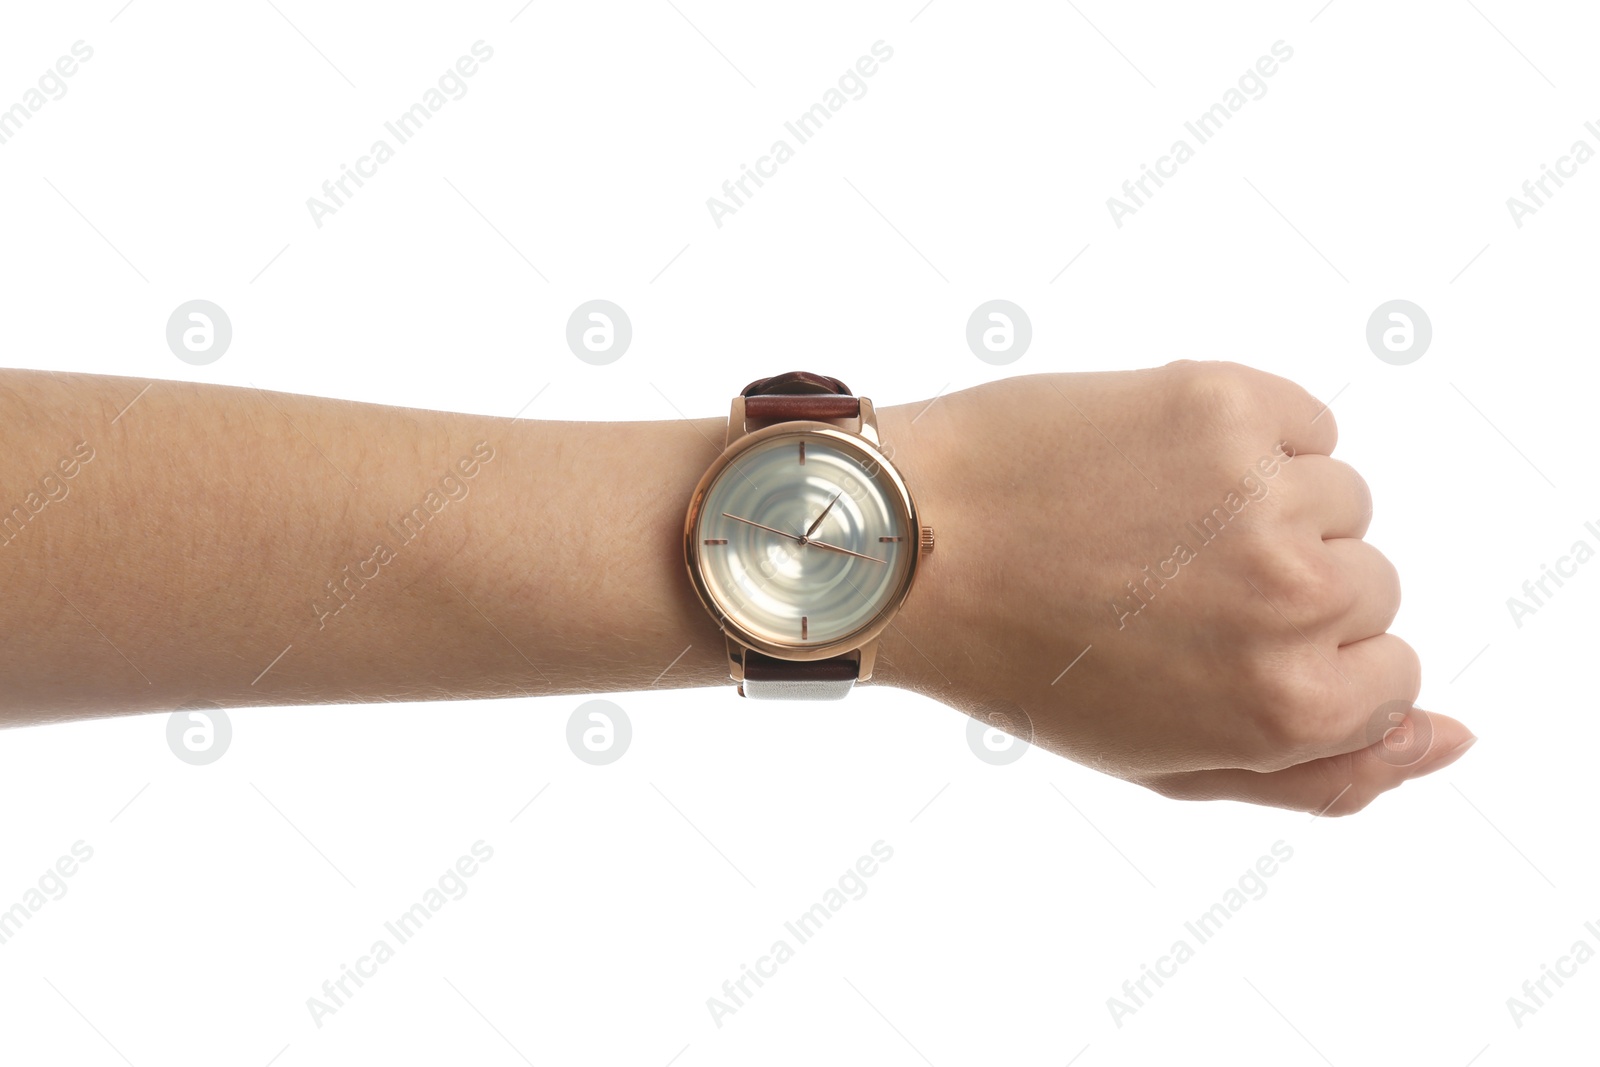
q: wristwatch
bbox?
[683,371,934,699]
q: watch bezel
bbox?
[683,421,922,662]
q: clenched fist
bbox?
[871,360,1475,815]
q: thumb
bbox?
[1141,709,1476,816]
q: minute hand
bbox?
[721,512,803,542]
[805,539,886,564]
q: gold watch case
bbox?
[682,396,930,682]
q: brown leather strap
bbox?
[745,394,860,420]
[740,650,859,700]
[742,370,860,422]
[734,371,863,699]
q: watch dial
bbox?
[695,431,913,648]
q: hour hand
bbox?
[804,491,843,539]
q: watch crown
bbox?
[919,525,935,554]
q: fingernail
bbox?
[1415,735,1477,775]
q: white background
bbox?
[1,1,1596,1064]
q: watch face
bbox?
[687,426,917,655]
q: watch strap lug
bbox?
[718,371,886,702]
[856,637,879,682]
[857,397,880,445]
[739,648,859,700]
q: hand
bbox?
[721,511,802,542]
[871,360,1475,815]
[804,491,843,538]
[805,539,886,564]
[720,510,885,563]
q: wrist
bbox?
[508,386,953,703]
[849,398,954,700]
[453,412,732,696]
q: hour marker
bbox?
[798,441,806,465]
[704,538,729,545]
[879,536,903,542]
[801,615,808,639]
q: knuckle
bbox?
[1252,543,1347,623]
[1336,460,1375,525]
[1370,550,1402,619]
[1386,636,1424,700]
[1314,402,1339,453]
[1166,360,1261,408]
[1242,661,1341,756]
[1162,361,1270,440]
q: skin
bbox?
[874,360,1475,814]
[0,362,1472,814]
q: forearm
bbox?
[0,362,1472,815]
[0,370,772,724]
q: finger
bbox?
[1297,632,1423,765]
[1143,708,1476,815]
[1279,455,1373,539]
[1161,360,1337,458]
[1244,364,1340,458]
[1231,632,1421,769]
[1330,631,1423,723]
[1324,538,1401,645]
